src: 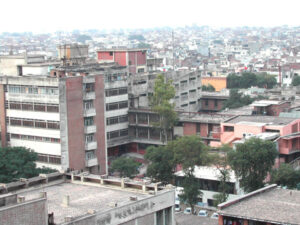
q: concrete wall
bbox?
[0,58,25,76]
[0,198,47,225]
[22,66,49,76]
[63,190,175,225]
[201,77,227,92]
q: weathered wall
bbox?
[0,198,47,225]
[201,77,227,92]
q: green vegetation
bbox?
[227,72,277,89]
[150,74,177,142]
[223,89,256,109]
[292,74,300,86]
[202,84,215,92]
[111,157,141,178]
[228,138,278,193]
[146,136,211,213]
[271,163,300,189]
[213,145,232,206]
[0,147,57,183]
[145,145,174,184]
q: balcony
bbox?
[84,125,96,134]
[84,108,96,117]
[85,157,98,167]
[85,141,97,151]
[83,92,95,100]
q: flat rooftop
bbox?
[22,181,149,224]
[219,186,300,224]
[224,115,296,125]
[179,113,233,124]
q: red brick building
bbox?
[97,48,147,74]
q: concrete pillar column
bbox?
[142,183,147,193]
[121,178,125,188]
[71,174,74,182]
[81,176,84,183]
[100,178,104,185]
[218,215,224,225]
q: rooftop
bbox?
[219,185,300,224]
[97,48,147,52]
[224,115,296,126]
[179,113,233,124]
[22,182,148,224]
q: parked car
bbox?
[211,212,219,219]
[183,207,192,214]
[198,210,208,217]
[175,200,181,212]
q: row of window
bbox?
[10,133,60,143]
[107,129,128,140]
[8,85,58,95]
[7,117,60,129]
[6,101,59,112]
[105,87,128,97]
[106,115,128,125]
[38,153,61,165]
[106,101,128,111]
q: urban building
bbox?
[220,115,300,164]
[218,184,300,225]
[201,76,227,92]
[175,166,242,207]
[97,48,147,74]
[199,91,229,112]
[0,172,175,225]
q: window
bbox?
[119,87,127,95]
[47,121,60,129]
[205,100,209,106]
[34,104,46,112]
[106,103,118,111]
[119,101,128,109]
[84,100,94,110]
[107,116,119,125]
[214,100,218,107]
[196,123,201,134]
[85,134,94,143]
[138,68,145,73]
[28,87,38,94]
[48,155,61,164]
[120,129,128,137]
[109,52,113,56]
[9,102,21,110]
[224,126,234,132]
[22,103,33,111]
[119,115,128,123]
[23,120,34,127]
[84,83,94,93]
[86,151,96,160]
[47,105,59,112]
[84,117,94,126]
[107,131,119,140]
[35,120,47,128]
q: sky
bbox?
[1,0,300,33]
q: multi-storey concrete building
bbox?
[0,62,129,175]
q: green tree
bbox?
[227,74,242,89]
[292,74,300,86]
[111,157,141,178]
[223,89,255,109]
[171,136,211,213]
[202,84,216,92]
[0,147,56,183]
[213,145,232,206]
[271,163,300,188]
[256,73,277,89]
[150,74,177,142]
[228,138,278,193]
[240,72,257,88]
[145,145,174,184]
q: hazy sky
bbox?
[1,0,300,33]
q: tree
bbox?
[256,73,277,89]
[271,163,300,188]
[213,145,232,206]
[227,74,242,89]
[111,157,141,178]
[223,89,255,109]
[202,84,215,92]
[228,138,278,193]
[150,74,177,142]
[292,74,300,86]
[145,145,174,184]
[0,147,56,183]
[171,136,211,213]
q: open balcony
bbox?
[85,141,97,151]
[85,157,98,167]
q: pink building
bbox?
[97,48,147,75]
[220,115,300,164]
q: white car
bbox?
[211,212,219,219]
[198,210,208,217]
[183,207,192,214]
[175,200,181,212]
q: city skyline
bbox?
[1,0,300,33]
